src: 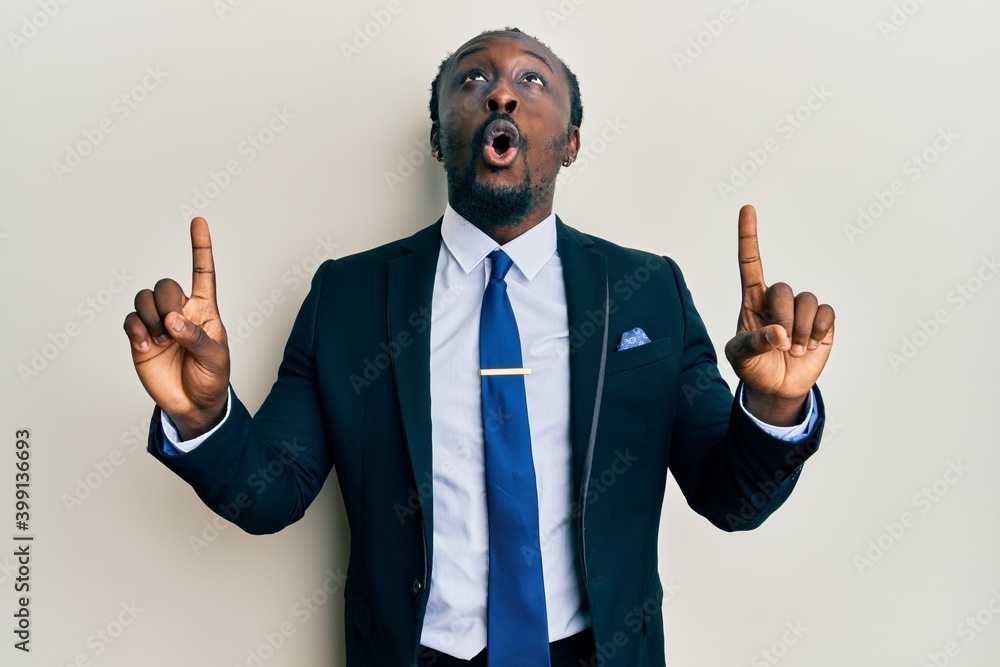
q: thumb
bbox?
[163,311,226,370]
[726,325,790,364]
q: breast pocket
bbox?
[604,336,675,375]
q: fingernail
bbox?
[791,344,805,356]
[137,340,149,352]
[764,330,774,346]
[170,316,184,332]
[155,334,171,345]
[807,339,819,350]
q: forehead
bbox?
[446,33,561,78]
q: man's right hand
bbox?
[123,217,231,441]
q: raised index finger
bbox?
[190,217,217,302]
[738,204,765,295]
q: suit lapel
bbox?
[387,219,442,543]
[556,219,609,492]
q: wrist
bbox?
[170,401,226,441]
[743,385,808,427]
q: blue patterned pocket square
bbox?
[617,327,652,351]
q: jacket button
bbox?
[410,577,423,597]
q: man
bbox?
[123,28,835,667]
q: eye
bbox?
[521,72,545,86]
[462,70,486,84]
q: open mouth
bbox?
[481,118,520,168]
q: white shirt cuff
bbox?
[738,385,817,443]
[160,387,233,455]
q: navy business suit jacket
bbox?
[148,218,825,666]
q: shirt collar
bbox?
[441,203,557,281]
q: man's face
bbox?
[433,33,580,230]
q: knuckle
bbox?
[769,281,792,294]
[795,291,817,305]
[134,289,152,309]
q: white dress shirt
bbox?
[419,205,585,657]
[161,204,817,659]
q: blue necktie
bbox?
[479,249,550,667]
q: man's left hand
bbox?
[724,204,835,426]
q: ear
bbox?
[565,125,581,163]
[429,123,440,156]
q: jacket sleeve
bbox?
[664,257,825,531]
[147,259,336,535]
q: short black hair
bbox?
[428,27,583,130]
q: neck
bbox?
[451,197,554,246]
[479,217,544,245]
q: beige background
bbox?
[2,0,998,665]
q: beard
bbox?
[445,160,534,231]
[441,114,567,232]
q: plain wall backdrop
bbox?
[2,0,998,665]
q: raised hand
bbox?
[724,205,835,425]
[123,218,230,440]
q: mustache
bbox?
[474,112,523,147]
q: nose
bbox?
[486,80,517,114]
